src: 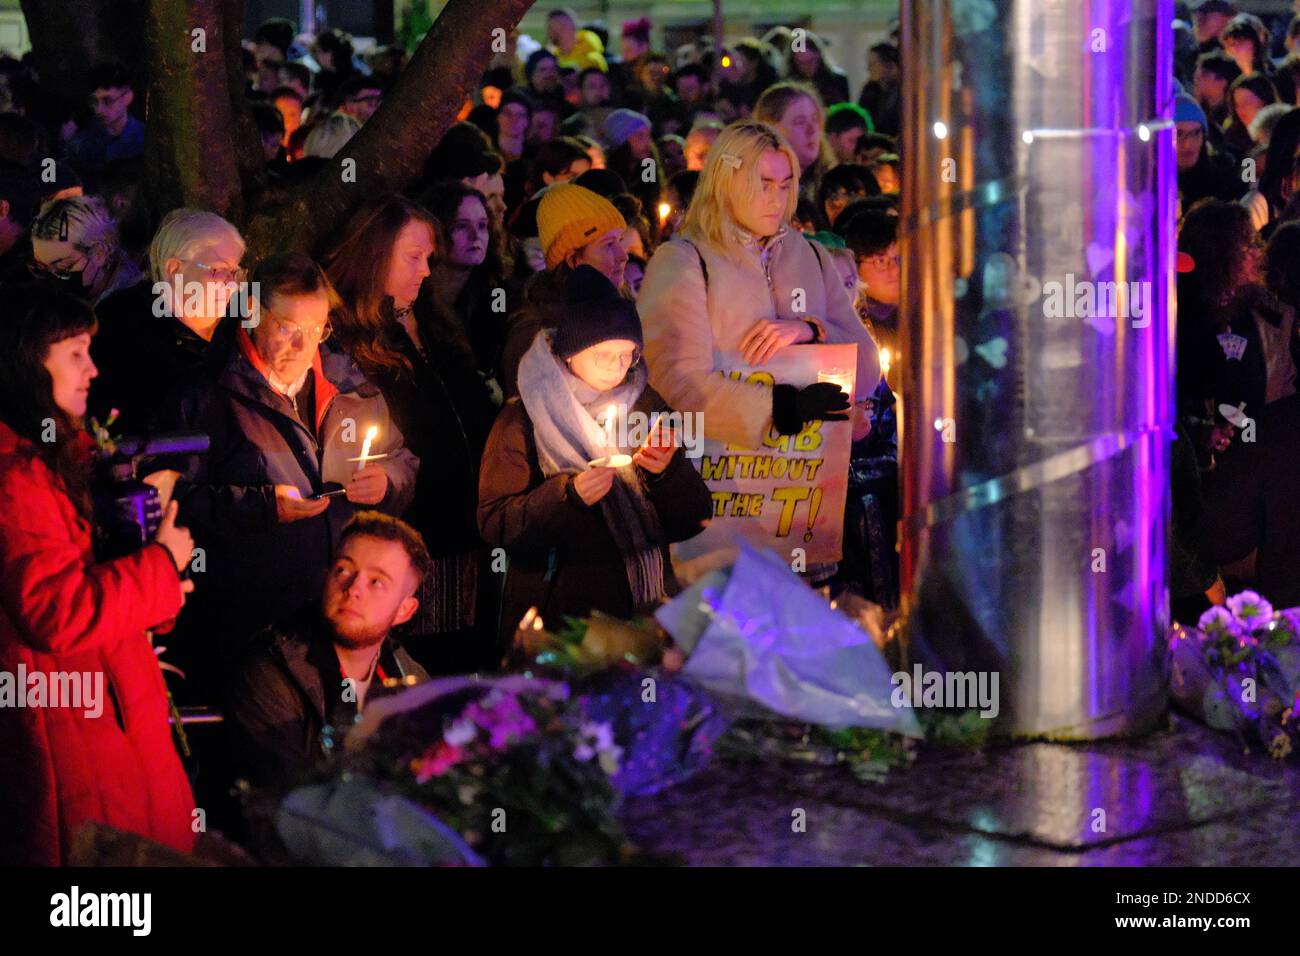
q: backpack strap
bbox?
[680,238,709,290]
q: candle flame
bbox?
[657,202,671,222]
[881,347,892,377]
[364,425,378,442]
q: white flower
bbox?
[444,718,476,747]
[1226,591,1274,630]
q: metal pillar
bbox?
[898,0,1174,738]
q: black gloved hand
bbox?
[771,382,851,436]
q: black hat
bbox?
[551,265,643,359]
[573,167,627,199]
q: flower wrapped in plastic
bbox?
[1167,593,1300,758]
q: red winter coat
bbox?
[0,421,196,865]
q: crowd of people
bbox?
[0,11,902,863]
[1173,1,1300,624]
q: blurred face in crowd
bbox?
[255,46,284,92]
[561,70,581,107]
[621,35,648,63]
[658,136,684,173]
[776,94,822,171]
[274,93,303,146]
[833,254,858,300]
[627,126,653,160]
[543,156,590,186]
[720,49,753,84]
[498,100,530,140]
[166,231,246,320]
[585,140,606,169]
[465,171,506,226]
[867,50,898,84]
[1194,66,1229,112]
[529,108,559,144]
[384,218,435,308]
[828,125,866,164]
[872,162,900,195]
[624,258,645,297]
[639,58,670,94]
[1222,35,1257,75]
[732,148,794,238]
[278,66,309,99]
[620,226,645,260]
[33,235,114,300]
[568,228,628,288]
[91,84,133,137]
[685,126,718,170]
[566,338,640,392]
[253,288,331,384]
[1176,121,1206,171]
[1234,87,1266,129]
[547,13,577,52]
[858,242,901,306]
[444,196,489,269]
[676,73,703,104]
[581,70,611,106]
[824,185,867,228]
[531,56,561,94]
[791,50,822,79]
[343,86,384,124]
[480,84,503,110]
[1194,11,1232,45]
[43,332,97,419]
[323,535,419,648]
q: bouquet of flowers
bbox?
[351,679,631,866]
[1169,591,1300,759]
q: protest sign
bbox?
[671,344,856,582]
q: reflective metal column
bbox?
[898,0,1174,737]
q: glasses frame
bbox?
[263,308,333,346]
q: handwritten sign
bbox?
[672,344,856,582]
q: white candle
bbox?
[357,425,378,473]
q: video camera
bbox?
[94,433,210,560]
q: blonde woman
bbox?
[754,82,837,202]
[638,120,881,450]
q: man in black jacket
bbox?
[228,512,432,788]
[1200,393,1300,607]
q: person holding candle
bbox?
[478,264,711,647]
[168,252,419,691]
[637,120,881,451]
[323,194,500,673]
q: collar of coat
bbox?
[730,221,789,251]
[270,610,421,723]
[229,329,367,431]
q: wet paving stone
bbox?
[621,714,1300,865]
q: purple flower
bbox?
[1227,591,1274,631]
[1198,606,1236,638]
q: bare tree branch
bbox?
[242,0,534,259]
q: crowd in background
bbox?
[1173,0,1300,623]
[0,9,902,862]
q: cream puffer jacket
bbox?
[638,225,882,449]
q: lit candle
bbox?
[881,347,892,379]
[816,368,853,397]
[357,425,378,473]
[657,202,671,224]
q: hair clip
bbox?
[719,152,742,170]
[58,209,69,242]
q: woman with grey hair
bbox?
[105,207,248,433]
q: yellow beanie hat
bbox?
[537,184,626,270]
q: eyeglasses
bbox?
[861,252,901,270]
[265,311,332,345]
[184,260,246,283]
[90,90,128,110]
[589,347,641,371]
[29,253,87,280]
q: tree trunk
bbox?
[242,0,535,259]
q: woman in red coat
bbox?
[0,281,198,865]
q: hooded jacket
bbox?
[0,422,195,865]
[638,226,882,449]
